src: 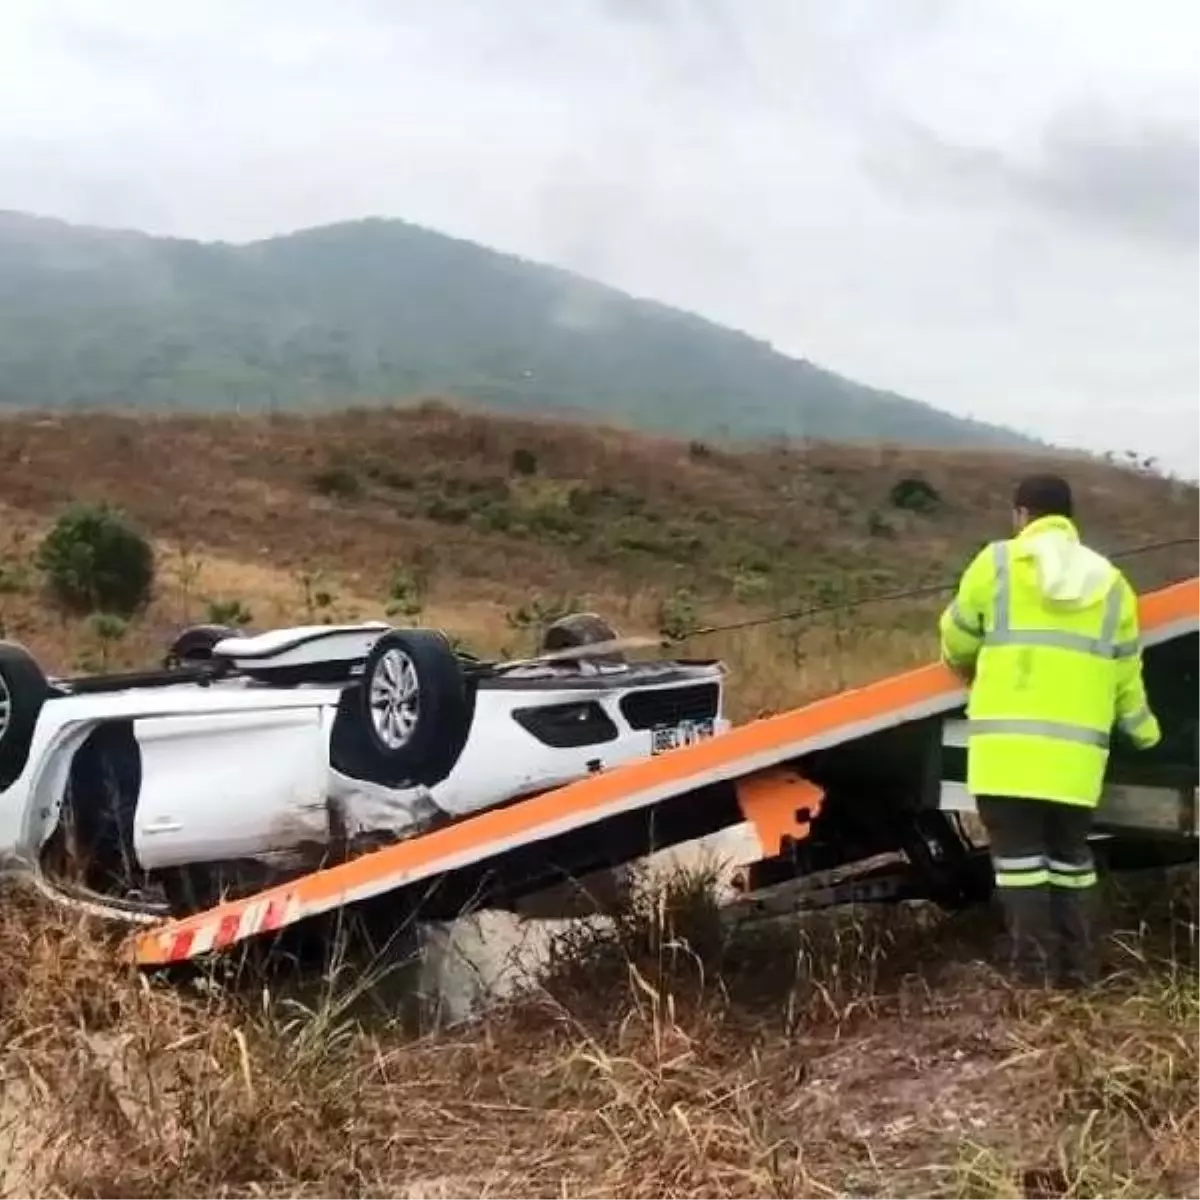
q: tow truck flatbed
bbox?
[131,577,1198,967]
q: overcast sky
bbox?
[1,0,1197,474]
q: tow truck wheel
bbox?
[0,641,50,791]
[163,623,244,669]
[355,629,473,785]
[541,612,625,663]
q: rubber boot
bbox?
[995,884,1054,987]
[1050,885,1098,989]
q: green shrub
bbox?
[657,587,700,641]
[36,503,155,618]
[505,595,580,636]
[363,461,412,490]
[889,476,942,514]
[206,598,254,627]
[567,484,646,519]
[467,501,514,534]
[509,446,539,476]
[523,503,580,540]
[385,567,425,623]
[87,612,129,669]
[310,465,362,499]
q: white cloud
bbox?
[0,0,1196,473]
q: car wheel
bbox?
[163,623,244,669]
[541,612,625,663]
[0,641,50,791]
[354,629,473,785]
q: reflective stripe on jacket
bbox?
[938,514,1161,806]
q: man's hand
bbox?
[1130,721,1162,752]
[1118,705,1162,751]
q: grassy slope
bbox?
[0,405,1194,719]
[0,408,1196,1198]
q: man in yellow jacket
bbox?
[939,474,1161,987]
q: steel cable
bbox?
[674,535,1199,643]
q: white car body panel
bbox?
[4,683,343,868]
[0,623,730,915]
[129,675,734,870]
[431,679,728,817]
[133,706,333,869]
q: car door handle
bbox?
[140,819,183,834]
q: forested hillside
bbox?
[0,210,1035,448]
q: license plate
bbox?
[651,718,715,755]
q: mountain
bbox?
[0,210,1035,448]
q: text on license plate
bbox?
[651,718,715,755]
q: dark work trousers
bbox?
[975,795,1098,987]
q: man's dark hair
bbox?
[1013,473,1073,520]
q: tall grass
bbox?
[2,862,1195,1198]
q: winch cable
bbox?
[666,535,1199,644]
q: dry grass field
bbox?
[0,404,1196,1198]
[1,867,1195,1198]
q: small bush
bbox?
[505,594,580,638]
[867,509,897,537]
[311,465,362,499]
[363,461,412,490]
[385,567,425,622]
[36,503,155,618]
[469,501,514,533]
[889,475,942,514]
[657,586,700,641]
[0,558,29,596]
[615,526,703,562]
[421,495,471,524]
[86,612,129,669]
[509,446,539,476]
[206,598,253,627]
[732,567,770,602]
[567,484,646,519]
[523,502,581,541]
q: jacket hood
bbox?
[1012,516,1114,609]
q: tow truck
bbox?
[126,573,1196,969]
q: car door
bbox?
[132,703,332,871]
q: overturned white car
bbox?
[0,616,728,921]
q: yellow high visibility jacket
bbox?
[939,515,1161,806]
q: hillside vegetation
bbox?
[0,405,1193,719]
[0,210,1036,448]
[0,408,1196,1197]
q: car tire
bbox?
[163,623,244,669]
[0,641,50,791]
[541,612,625,663]
[353,629,474,786]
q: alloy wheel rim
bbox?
[368,647,420,749]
